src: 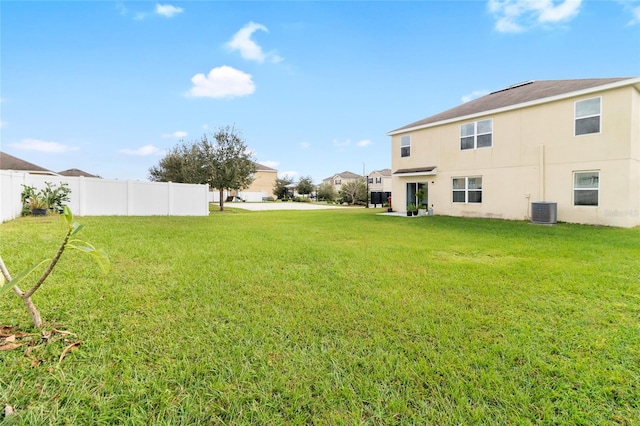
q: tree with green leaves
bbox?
[316,182,337,202]
[149,142,205,184]
[296,176,314,197]
[149,126,256,211]
[339,179,367,205]
[201,127,256,211]
[273,176,294,199]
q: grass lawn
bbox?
[1,208,639,424]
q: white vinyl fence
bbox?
[0,171,210,223]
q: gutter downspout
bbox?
[539,144,545,201]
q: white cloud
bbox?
[488,0,582,33]
[260,160,280,169]
[332,139,351,148]
[161,131,188,139]
[461,90,490,103]
[11,138,78,153]
[618,0,640,25]
[357,139,372,147]
[226,21,283,63]
[155,3,184,18]
[186,66,255,99]
[634,4,640,24]
[202,124,209,130]
[119,144,162,156]
[299,141,311,149]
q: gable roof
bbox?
[388,77,639,135]
[0,151,56,174]
[370,168,392,177]
[58,168,99,178]
[253,162,277,172]
[324,171,362,181]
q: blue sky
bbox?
[1,1,639,183]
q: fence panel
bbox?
[0,172,209,223]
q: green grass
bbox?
[1,208,639,424]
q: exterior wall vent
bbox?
[531,202,557,224]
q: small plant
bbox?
[416,188,427,209]
[28,196,48,210]
[43,181,71,213]
[0,206,109,329]
[20,182,71,216]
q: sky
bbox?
[1,0,639,184]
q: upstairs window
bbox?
[452,176,482,203]
[375,177,382,184]
[335,179,341,185]
[574,171,599,206]
[401,135,411,157]
[461,119,492,150]
[575,97,601,135]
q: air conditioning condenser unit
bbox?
[531,201,557,224]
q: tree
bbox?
[149,126,256,211]
[339,179,367,205]
[201,126,256,211]
[296,176,314,197]
[149,142,205,184]
[273,176,293,199]
[316,182,336,202]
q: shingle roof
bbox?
[253,162,277,172]
[58,168,99,178]
[370,168,392,177]
[389,77,638,134]
[0,151,54,173]
[324,171,362,180]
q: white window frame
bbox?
[460,119,492,150]
[574,97,601,136]
[573,171,599,207]
[400,135,411,157]
[452,176,482,203]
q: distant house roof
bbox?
[370,168,392,177]
[388,77,640,135]
[58,168,99,178]
[254,162,277,172]
[324,171,362,181]
[0,151,57,175]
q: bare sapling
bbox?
[0,206,109,329]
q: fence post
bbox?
[127,180,133,216]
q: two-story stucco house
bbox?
[233,162,278,201]
[322,171,362,192]
[388,77,640,228]
[367,169,392,205]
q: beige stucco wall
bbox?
[391,84,640,227]
[368,174,392,193]
[247,170,277,196]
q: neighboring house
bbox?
[367,169,392,205]
[58,168,99,178]
[0,152,101,178]
[230,162,278,201]
[387,77,640,227]
[322,171,362,192]
[0,151,59,176]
